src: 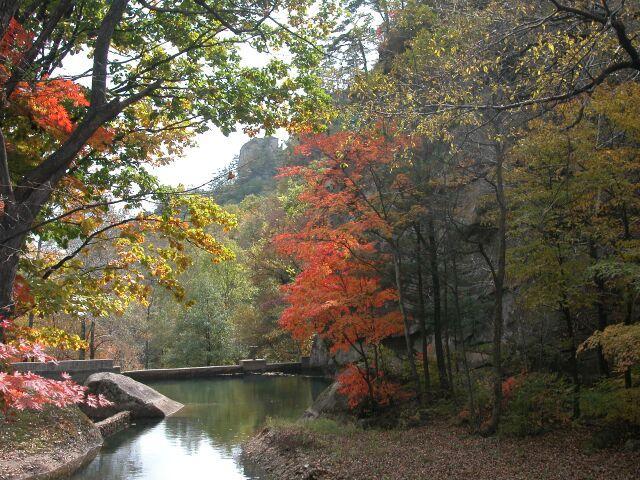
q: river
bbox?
[70,375,329,480]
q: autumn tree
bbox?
[0,0,331,324]
[0,1,332,413]
[277,129,461,400]
[509,83,640,398]
[277,231,405,409]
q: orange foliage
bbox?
[277,234,403,353]
[501,375,519,402]
[11,274,33,316]
[275,129,418,408]
[0,18,31,80]
[1,19,113,150]
[337,364,409,409]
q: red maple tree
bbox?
[275,128,418,408]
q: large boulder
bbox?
[302,381,349,420]
[82,372,183,420]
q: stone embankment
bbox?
[11,359,120,384]
[94,411,130,438]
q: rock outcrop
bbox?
[302,381,349,420]
[82,372,183,420]
[215,136,284,204]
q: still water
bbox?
[71,375,329,480]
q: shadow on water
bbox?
[71,375,329,480]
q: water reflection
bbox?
[71,375,329,480]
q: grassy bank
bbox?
[244,417,640,480]
[0,406,102,480]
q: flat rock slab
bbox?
[82,372,183,420]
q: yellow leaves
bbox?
[11,326,88,352]
[580,324,640,372]
[591,82,640,142]
[80,217,101,235]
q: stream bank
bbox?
[244,418,640,480]
[0,406,102,480]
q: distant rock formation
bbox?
[214,136,284,204]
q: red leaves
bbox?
[277,129,414,353]
[0,370,111,413]
[337,364,408,409]
[12,274,33,315]
[2,19,113,150]
[11,77,89,137]
[0,323,111,414]
[502,376,519,401]
[276,129,418,408]
[0,18,31,80]
[277,235,402,353]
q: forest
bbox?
[0,1,639,479]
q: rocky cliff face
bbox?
[237,137,281,181]
[214,136,284,204]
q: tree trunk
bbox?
[89,320,96,359]
[79,319,87,360]
[624,293,634,388]
[414,223,431,397]
[561,305,581,418]
[393,251,421,400]
[442,259,454,390]
[0,0,19,40]
[452,256,478,429]
[426,217,449,391]
[589,243,609,376]
[487,141,507,434]
[0,243,20,341]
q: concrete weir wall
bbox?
[11,359,120,383]
[123,358,317,382]
[12,357,321,383]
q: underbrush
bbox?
[581,379,640,449]
[499,373,573,437]
[0,405,92,453]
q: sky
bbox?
[151,129,271,188]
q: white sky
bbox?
[152,129,283,188]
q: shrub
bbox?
[337,364,409,410]
[499,373,573,437]
[581,379,640,448]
